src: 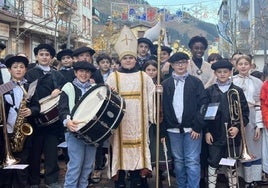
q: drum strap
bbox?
[61,82,75,111]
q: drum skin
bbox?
[71,84,125,146]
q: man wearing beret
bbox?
[199,59,249,188]
[57,49,75,83]
[160,52,204,188]
[25,43,65,188]
[136,37,153,70]
[58,61,97,188]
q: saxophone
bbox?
[10,84,33,153]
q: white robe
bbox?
[106,71,155,177]
[233,74,263,182]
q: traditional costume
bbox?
[106,26,155,187]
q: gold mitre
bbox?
[114,25,137,60]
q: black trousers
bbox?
[28,126,61,185]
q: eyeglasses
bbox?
[172,60,188,66]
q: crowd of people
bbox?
[0,25,268,188]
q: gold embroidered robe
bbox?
[106,71,155,177]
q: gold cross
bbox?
[121,34,132,45]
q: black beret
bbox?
[151,45,172,56]
[211,59,233,71]
[0,43,6,50]
[72,46,95,57]
[161,46,172,54]
[73,61,96,72]
[188,36,208,50]
[5,55,29,68]
[34,44,56,58]
[138,38,153,49]
[168,52,189,63]
[56,49,73,61]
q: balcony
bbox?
[238,0,250,12]
[239,20,250,33]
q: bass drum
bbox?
[71,84,125,146]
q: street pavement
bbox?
[39,156,268,188]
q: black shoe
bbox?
[114,181,126,188]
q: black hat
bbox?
[34,44,56,57]
[168,52,189,63]
[73,61,96,72]
[0,43,6,50]
[211,59,233,71]
[138,38,153,49]
[188,36,208,50]
[151,45,172,56]
[56,49,73,61]
[5,55,29,68]
[161,46,172,54]
[72,46,95,57]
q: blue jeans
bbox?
[64,132,96,188]
[168,132,202,188]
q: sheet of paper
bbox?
[204,102,219,120]
[219,158,236,166]
[57,141,67,148]
[3,164,28,169]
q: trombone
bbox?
[227,88,255,162]
[0,95,19,168]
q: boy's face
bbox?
[8,62,27,81]
[214,68,232,83]
[170,59,189,75]
[121,55,136,70]
[137,42,150,57]
[36,50,52,66]
[76,52,92,63]
[98,59,111,73]
[61,55,73,68]
[160,51,170,62]
[74,69,91,83]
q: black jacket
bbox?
[160,74,204,137]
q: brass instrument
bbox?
[0,95,19,167]
[10,84,33,153]
[227,88,255,162]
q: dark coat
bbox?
[199,83,249,146]
[160,74,205,137]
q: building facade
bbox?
[0,0,94,62]
[218,0,268,69]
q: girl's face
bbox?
[8,62,27,81]
[145,64,157,79]
[236,58,251,76]
[74,69,91,83]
